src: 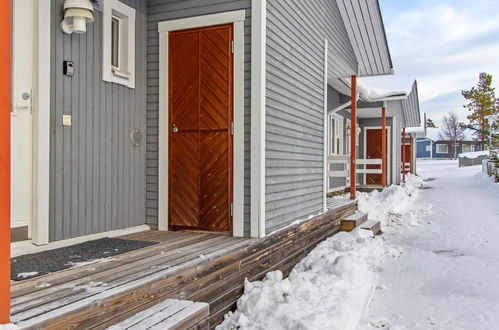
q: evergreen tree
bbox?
[462,72,499,150]
[426,118,437,128]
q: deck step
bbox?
[107,299,209,330]
[360,220,381,235]
[341,211,368,232]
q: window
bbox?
[462,144,474,153]
[328,114,344,155]
[436,144,448,154]
[103,0,135,88]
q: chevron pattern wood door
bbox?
[169,24,233,232]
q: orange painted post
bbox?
[0,0,11,324]
[350,75,357,200]
[381,107,387,187]
[402,127,406,182]
[410,135,414,174]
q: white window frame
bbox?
[103,0,135,88]
[328,113,344,156]
[157,10,246,237]
[462,144,474,153]
[436,143,448,154]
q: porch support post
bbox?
[402,127,406,182]
[349,75,357,200]
[0,0,11,323]
[381,106,387,187]
[410,135,414,174]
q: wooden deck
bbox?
[10,200,357,329]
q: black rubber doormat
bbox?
[11,237,158,281]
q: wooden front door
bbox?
[168,24,233,232]
[366,129,384,185]
[402,142,412,174]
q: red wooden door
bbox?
[366,129,384,185]
[169,24,233,232]
[402,143,412,174]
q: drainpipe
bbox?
[350,75,357,200]
[0,0,11,323]
[381,106,387,187]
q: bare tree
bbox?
[439,112,465,159]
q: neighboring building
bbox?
[327,81,421,192]
[416,128,482,159]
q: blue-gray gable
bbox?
[265,0,358,234]
[49,0,148,241]
[146,0,253,235]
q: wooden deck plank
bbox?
[11,232,210,296]
[11,236,243,321]
[106,299,179,330]
[149,302,209,330]
[127,300,192,330]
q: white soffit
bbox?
[336,0,393,77]
[402,81,421,128]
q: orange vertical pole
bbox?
[0,0,11,324]
[402,127,406,182]
[350,75,357,200]
[381,107,387,187]
[410,135,414,174]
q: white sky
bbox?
[360,0,499,125]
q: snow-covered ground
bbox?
[362,160,499,330]
[218,159,499,330]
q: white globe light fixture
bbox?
[60,0,94,34]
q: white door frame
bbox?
[11,0,51,245]
[363,126,391,185]
[157,11,246,237]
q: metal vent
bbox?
[130,129,142,147]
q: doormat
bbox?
[11,237,158,281]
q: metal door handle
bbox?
[172,123,179,133]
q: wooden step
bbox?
[107,299,209,330]
[341,211,368,232]
[360,220,381,235]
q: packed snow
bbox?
[362,160,499,330]
[458,150,489,159]
[0,325,18,330]
[218,173,429,330]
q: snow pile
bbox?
[357,175,432,227]
[357,81,407,102]
[458,150,489,159]
[0,324,19,330]
[217,230,384,330]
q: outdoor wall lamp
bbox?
[60,0,94,34]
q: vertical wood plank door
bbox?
[169,24,233,233]
[366,129,383,185]
[402,143,412,175]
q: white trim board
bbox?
[31,0,51,245]
[11,225,150,258]
[251,0,266,238]
[362,126,391,185]
[157,10,246,237]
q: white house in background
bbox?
[326,80,421,193]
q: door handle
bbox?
[172,123,179,133]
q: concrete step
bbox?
[360,220,381,235]
[341,211,368,232]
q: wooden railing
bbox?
[327,156,382,193]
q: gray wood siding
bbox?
[146,0,252,235]
[265,0,357,234]
[50,0,147,241]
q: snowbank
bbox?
[0,324,19,330]
[357,175,432,227]
[217,230,384,330]
[458,150,489,159]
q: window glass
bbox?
[111,17,120,68]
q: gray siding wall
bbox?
[50,0,147,241]
[265,0,358,234]
[146,0,252,235]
